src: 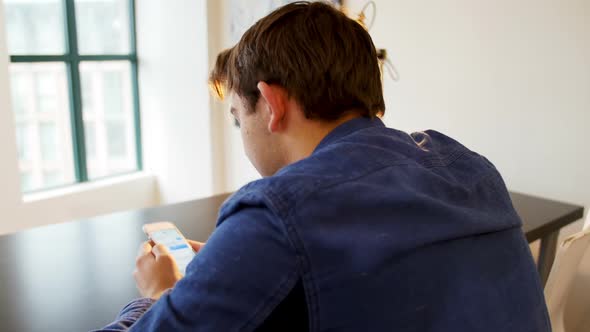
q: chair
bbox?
[544,212,590,332]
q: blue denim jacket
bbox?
[95,117,550,331]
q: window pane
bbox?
[35,72,59,113]
[39,122,57,161]
[81,74,94,114]
[75,0,130,54]
[20,173,33,192]
[80,61,137,179]
[9,63,76,192]
[103,71,123,114]
[84,122,96,158]
[106,121,126,157]
[4,0,65,55]
[15,124,31,160]
[42,170,62,187]
[10,72,28,115]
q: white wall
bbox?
[217,0,590,209]
[0,1,159,235]
[137,0,225,203]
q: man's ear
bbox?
[257,81,286,133]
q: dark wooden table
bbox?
[0,192,583,332]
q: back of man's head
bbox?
[210,1,385,121]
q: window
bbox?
[4,0,142,193]
[39,122,58,161]
[15,124,30,160]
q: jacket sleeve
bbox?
[92,204,300,332]
[90,298,155,332]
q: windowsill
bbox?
[23,171,156,204]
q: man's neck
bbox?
[282,113,363,166]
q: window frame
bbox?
[8,0,142,191]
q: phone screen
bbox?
[150,228,195,275]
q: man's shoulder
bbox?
[218,127,503,228]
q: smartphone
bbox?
[142,222,196,275]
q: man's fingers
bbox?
[152,243,171,259]
[138,241,152,256]
[152,244,179,270]
[187,240,205,252]
[135,242,154,268]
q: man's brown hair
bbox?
[210,1,385,120]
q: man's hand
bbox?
[133,240,205,300]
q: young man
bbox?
[94,2,550,331]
